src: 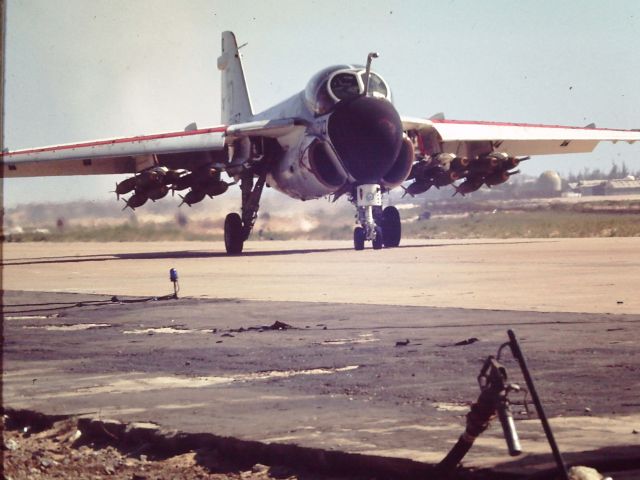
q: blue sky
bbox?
[4,0,640,206]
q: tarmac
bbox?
[3,238,640,477]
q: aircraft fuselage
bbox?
[251,66,413,201]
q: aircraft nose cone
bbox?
[328,96,403,183]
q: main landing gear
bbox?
[351,184,401,251]
[224,171,267,255]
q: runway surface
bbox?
[3,239,640,476]
[4,238,640,313]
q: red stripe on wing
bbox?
[1,125,228,157]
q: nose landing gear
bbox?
[351,184,401,251]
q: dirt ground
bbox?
[4,290,640,479]
[1,415,331,480]
[2,410,635,480]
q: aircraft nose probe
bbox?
[363,52,379,97]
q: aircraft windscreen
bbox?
[304,65,352,116]
[366,72,388,98]
[304,66,390,116]
[329,73,360,100]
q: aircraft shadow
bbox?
[2,240,550,266]
[3,246,352,266]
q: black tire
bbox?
[224,213,244,254]
[353,227,365,251]
[382,206,401,248]
[372,226,383,250]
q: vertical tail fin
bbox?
[217,31,253,125]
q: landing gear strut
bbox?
[224,170,267,255]
[351,184,401,251]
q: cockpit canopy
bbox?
[304,65,391,116]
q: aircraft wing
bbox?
[226,118,307,138]
[402,116,640,157]
[1,119,305,178]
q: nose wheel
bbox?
[354,227,366,251]
[351,184,401,251]
[381,205,401,248]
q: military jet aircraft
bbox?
[3,31,639,254]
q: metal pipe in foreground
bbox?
[507,329,570,480]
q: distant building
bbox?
[570,179,607,196]
[561,191,582,198]
[568,177,640,196]
[603,178,640,195]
